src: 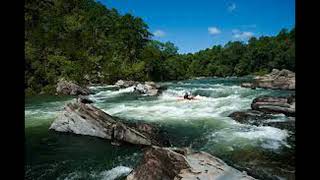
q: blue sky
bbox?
[98,0,295,54]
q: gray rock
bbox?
[134,82,160,96]
[251,95,295,117]
[115,80,138,88]
[77,95,94,104]
[240,83,256,89]
[49,101,167,146]
[253,69,295,90]
[115,80,164,96]
[229,110,276,124]
[56,79,91,95]
[127,146,256,180]
[228,95,295,132]
[229,109,295,132]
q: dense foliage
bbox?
[25,0,295,95]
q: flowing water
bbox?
[25,77,295,180]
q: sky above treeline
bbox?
[98,0,295,54]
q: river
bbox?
[25,77,295,180]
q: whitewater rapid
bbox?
[85,79,292,151]
[25,77,293,180]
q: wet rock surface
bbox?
[241,69,295,90]
[56,79,91,96]
[251,95,295,117]
[127,146,256,180]
[49,98,167,146]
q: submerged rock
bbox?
[127,146,256,180]
[254,69,295,90]
[56,79,91,96]
[251,95,295,117]
[49,98,166,146]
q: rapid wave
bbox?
[25,79,292,151]
[25,100,71,128]
[206,122,290,151]
[103,85,253,121]
[97,166,132,180]
[89,86,135,102]
[60,166,132,180]
[88,85,116,90]
[25,78,294,180]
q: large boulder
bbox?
[251,95,295,117]
[240,83,256,89]
[229,110,295,132]
[56,79,91,95]
[228,94,295,132]
[127,146,256,180]
[115,80,138,88]
[253,69,295,90]
[115,80,164,96]
[134,82,160,96]
[49,98,166,146]
[229,110,276,124]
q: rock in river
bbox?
[134,82,161,96]
[49,98,166,146]
[240,69,295,90]
[229,95,295,132]
[240,83,256,89]
[114,80,164,96]
[251,95,295,117]
[115,80,138,88]
[77,95,94,104]
[56,79,91,95]
[127,146,256,180]
[254,69,295,90]
[229,110,295,132]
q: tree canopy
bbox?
[25,0,295,95]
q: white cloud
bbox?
[153,30,165,37]
[232,30,254,40]
[227,3,236,12]
[208,27,221,35]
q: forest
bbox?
[25,0,295,95]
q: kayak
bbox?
[177,96,198,100]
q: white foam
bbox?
[98,166,132,180]
[235,126,288,141]
[60,166,132,180]
[26,79,292,150]
[89,85,116,90]
[103,86,252,122]
[89,86,135,103]
[208,125,290,150]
